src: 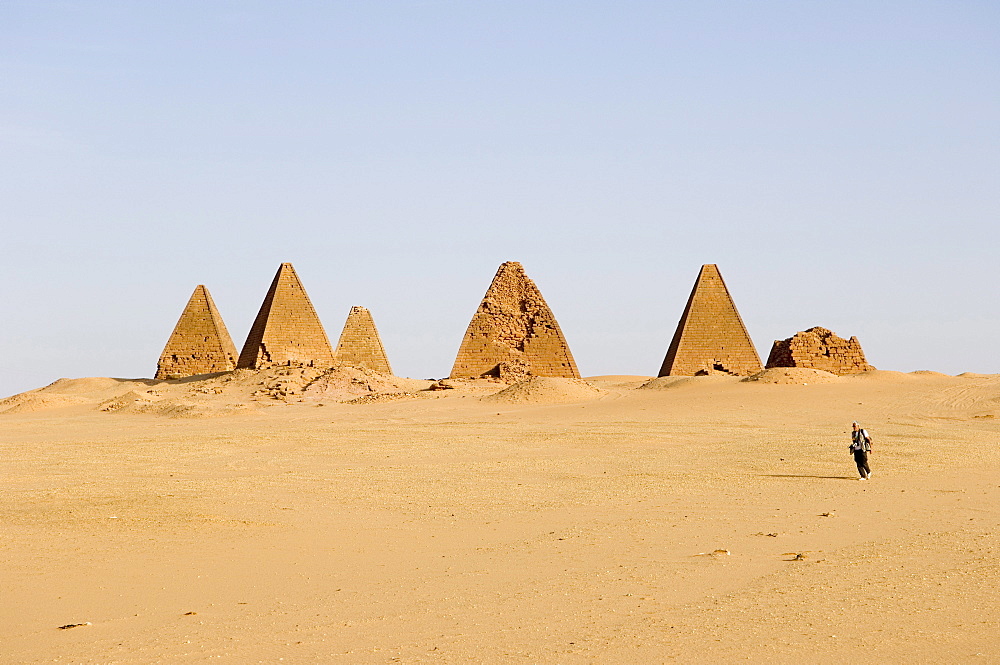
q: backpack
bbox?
[853,429,871,453]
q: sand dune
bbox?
[483,376,607,404]
[2,369,999,663]
[639,374,740,390]
[743,367,841,384]
[0,392,88,413]
[846,369,918,382]
[0,365,434,418]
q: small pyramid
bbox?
[451,261,580,380]
[237,263,335,369]
[334,306,393,375]
[155,285,239,379]
[659,264,762,376]
[766,327,875,375]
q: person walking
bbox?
[850,421,872,479]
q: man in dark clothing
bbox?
[850,421,872,480]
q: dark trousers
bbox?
[854,451,870,478]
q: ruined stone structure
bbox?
[659,264,762,376]
[766,327,875,375]
[237,263,336,370]
[451,261,580,380]
[155,285,239,380]
[334,306,393,375]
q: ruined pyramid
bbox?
[659,264,762,376]
[766,327,875,375]
[236,262,336,370]
[155,285,239,379]
[334,306,393,375]
[451,261,580,380]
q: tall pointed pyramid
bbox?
[155,285,239,379]
[658,264,762,376]
[334,306,393,374]
[236,262,335,369]
[451,261,580,380]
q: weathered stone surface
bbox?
[155,285,239,380]
[237,263,335,370]
[334,306,392,375]
[494,358,533,384]
[766,327,875,375]
[451,261,580,379]
[659,264,762,376]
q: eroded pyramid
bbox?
[237,262,335,369]
[334,306,392,375]
[451,261,580,380]
[766,327,875,375]
[659,264,762,376]
[155,285,239,379]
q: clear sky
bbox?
[2,1,998,396]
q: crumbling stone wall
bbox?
[237,262,336,370]
[155,285,239,380]
[766,327,874,375]
[451,261,580,379]
[334,306,393,375]
[659,264,762,376]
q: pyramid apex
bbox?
[493,261,527,280]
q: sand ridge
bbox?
[639,374,741,390]
[743,367,842,384]
[482,376,607,404]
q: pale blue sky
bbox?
[2,1,998,395]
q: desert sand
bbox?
[2,368,999,663]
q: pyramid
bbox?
[766,327,875,375]
[236,262,335,369]
[451,261,580,380]
[658,264,762,376]
[155,285,239,379]
[333,306,393,375]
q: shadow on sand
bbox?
[762,474,858,480]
